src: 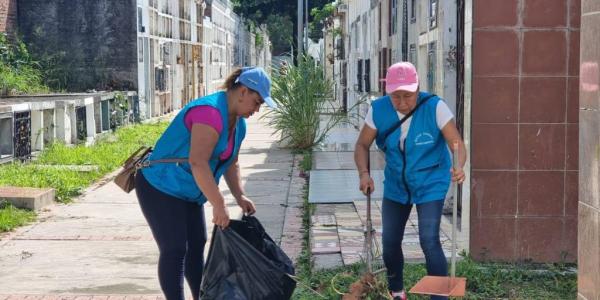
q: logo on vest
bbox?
[414,132,434,146]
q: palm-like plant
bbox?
[264,55,347,150]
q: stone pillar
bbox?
[578,1,600,299]
[84,97,95,144]
[42,109,55,146]
[55,102,73,145]
[30,110,43,151]
[93,100,102,134]
[69,105,77,144]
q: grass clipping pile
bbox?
[340,272,390,300]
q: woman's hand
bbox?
[451,167,465,184]
[236,195,257,215]
[212,204,230,228]
[359,173,375,195]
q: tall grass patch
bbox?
[264,55,347,150]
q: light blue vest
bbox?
[141,91,246,204]
[372,92,451,205]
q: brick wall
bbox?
[0,0,17,36]
[470,0,580,263]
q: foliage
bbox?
[263,55,346,150]
[309,1,337,40]
[231,0,334,55]
[0,202,36,233]
[0,33,50,94]
[111,92,131,129]
[265,15,294,54]
[0,122,168,203]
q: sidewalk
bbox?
[0,114,305,298]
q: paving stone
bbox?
[308,170,384,203]
[311,246,341,254]
[313,151,385,170]
[313,253,344,270]
[311,214,336,226]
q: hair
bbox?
[221,68,243,91]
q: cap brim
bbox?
[262,96,277,109]
[386,82,419,94]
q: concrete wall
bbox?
[470,0,580,263]
[0,0,16,36]
[17,0,138,92]
[578,0,600,298]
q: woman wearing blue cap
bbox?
[134,67,276,300]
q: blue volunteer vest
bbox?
[141,91,246,204]
[372,92,451,205]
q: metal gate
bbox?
[13,111,31,160]
[75,106,87,141]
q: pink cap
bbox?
[385,62,419,94]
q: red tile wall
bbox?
[471,0,580,262]
[0,0,16,35]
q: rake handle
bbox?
[451,142,460,279]
[366,151,373,274]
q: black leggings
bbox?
[135,171,207,300]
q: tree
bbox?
[309,2,336,40]
[265,15,294,54]
[231,0,335,56]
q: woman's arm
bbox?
[224,157,256,214]
[224,157,244,200]
[354,125,377,194]
[189,123,230,227]
[441,119,467,183]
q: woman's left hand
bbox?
[451,167,465,184]
[236,195,257,215]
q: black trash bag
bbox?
[200,216,296,300]
[231,215,295,275]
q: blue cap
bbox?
[235,67,277,109]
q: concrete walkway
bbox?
[0,114,305,298]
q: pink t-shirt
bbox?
[184,106,235,160]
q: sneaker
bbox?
[390,290,407,300]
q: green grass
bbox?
[0,121,168,203]
[293,258,577,299]
[0,202,36,232]
[298,150,313,173]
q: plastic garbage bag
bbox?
[200,215,296,300]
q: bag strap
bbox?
[138,157,189,168]
[124,146,150,165]
[380,94,437,147]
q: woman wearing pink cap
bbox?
[354,62,466,300]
